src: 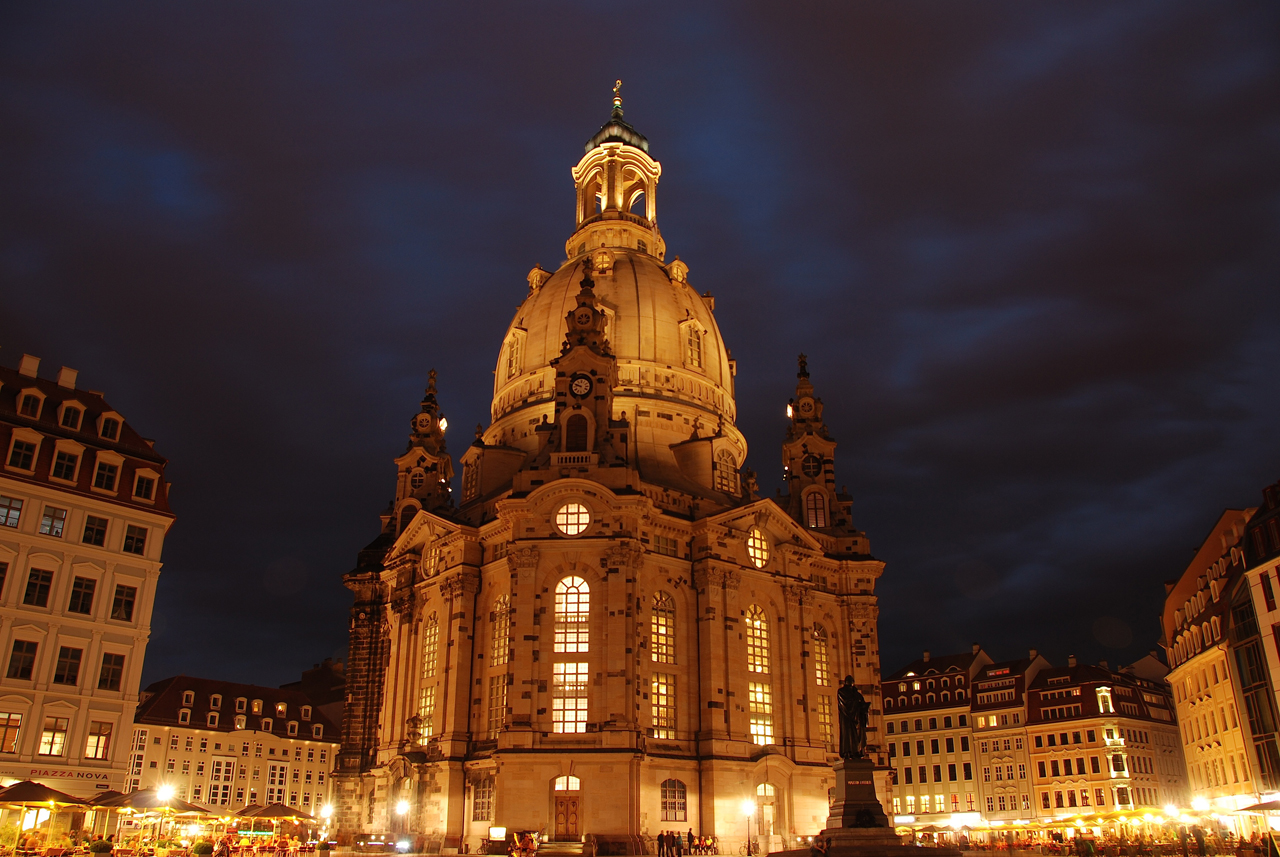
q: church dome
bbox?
[487,92,746,480]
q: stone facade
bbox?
[334,97,890,853]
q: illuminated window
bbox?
[805,492,827,528]
[748,682,774,745]
[817,695,834,748]
[506,337,522,380]
[490,596,511,666]
[487,674,508,739]
[417,686,436,737]
[0,713,21,753]
[652,592,676,664]
[686,327,703,369]
[552,663,589,733]
[554,775,581,791]
[472,776,495,822]
[746,605,770,673]
[746,528,769,568]
[555,502,590,536]
[660,779,687,821]
[554,576,590,653]
[812,624,830,686]
[714,450,738,494]
[38,716,68,756]
[421,613,439,678]
[80,720,112,759]
[652,673,676,739]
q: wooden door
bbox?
[554,796,580,839]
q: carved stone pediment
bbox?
[604,539,643,570]
[506,545,539,572]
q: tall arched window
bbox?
[714,450,738,494]
[805,492,828,528]
[505,337,521,380]
[812,624,830,686]
[421,613,439,679]
[686,327,703,369]
[660,779,688,821]
[564,415,589,452]
[746,605,770,674]
[652,592,676,664]
[554,576,590,653]
[490,596,511,666]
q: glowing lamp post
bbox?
[741,799,755,856]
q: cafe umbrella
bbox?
[0,781,88,848]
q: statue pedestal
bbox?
[823,759,897,845]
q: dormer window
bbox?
[210,694,222,710]
[276,702,287,718]
[260,718,272,732]
[59,406,82,430]
[19,394,42,418]
[99,416,120,441]
[207,712,219,728]
[182,690,195,706]
[300,706,312,721]
[93,459,120,492]
[7,439,38,472]
[178,709,191,725]
[312,724,323,739]
[286,721,298,737]
[134,469,159,502]
[251,699,262,714]
[235,697,247,713]
[234,715,246,729]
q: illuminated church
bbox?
[334,88,889,854]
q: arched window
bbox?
[746,605,770,673]
[421,613,439,679]
[714,450,738,494]
[553,775,581,791]
[490,596,511,666]
[746,527,769,568]
[812,624,830,686]
[660,779,688,821]
[652,593,676,664]
[564,414,589,452]
[554,576,590,653]
[805,492,828,528]
[506,337,521,380]
[686,327,703,369]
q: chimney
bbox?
[1068,654,1077,668]
[56,366,78,389]
[922,650,930,663]
[1029,648,1038,660]
[1099,659,1108,670]
[972,643,981,654]
[17,354,39,378]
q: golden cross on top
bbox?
[613,79,623,109]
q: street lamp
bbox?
[320,805,334,820]
[157,785,175,802]
[741,799,755,856]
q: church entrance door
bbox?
[554,796,580,839]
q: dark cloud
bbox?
[1,1,1277,685]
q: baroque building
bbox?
[335,94,889,853]
[0,354,174,796]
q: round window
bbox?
[555,502,591,537]
[801,454,822,478]
[746,527,769,568]
[410,471,426,490]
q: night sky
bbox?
[2,3,1278,688]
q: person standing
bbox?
[657,831,666,857]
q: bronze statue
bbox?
[837,675,869,760]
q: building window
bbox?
[8,441,37,470]
[490,596,511,666]
[417,687,436,738]
[660,779,688,821]
[93,462,118,492]
[51,452,78,482]
[83,515,108,547]
[235,715,247,730]
[60,407,81,430]
[564,414,589,452]
[555,502,590,536]
[111,584,137,621]
[654,535,680,557]
[554,576,590,653]
[552,662,589,733]
[210,694,222,710]
[134,475,155,501]
[714,450,738,494]
[812,624,831,686]
[122,525,147,555]
[748,681,774,745]
[38,717,69,756]
[505,337,521,380]
[473,777,495,822]
[686,327,703,369]
[178,709,190,725]
[98,653,125,691]
[67,577,96,614]
[651,673,676,739]
[422,612,439,679]
[746,604,770,673]
[260,718,272,731]
[23,569,54,607]
[651,592,676,664]
[236,697,247,713]
[817,695,834,748]
[19,395,41,418]
[85,721,112,760]
[299,705,309,720]
[805,492,828,528]
[182,690,195,706]
[0,496,22,528]
[554,775,580,791]
[286,721,298,737]
[487,674,508,739]
[6,641,37,680]
[52,647,82,685]
[40,506,68,538]
[100,417,120,440]
[312,724,323,739]
[208,712,220,728]
[0,713,21,753]
[746,528,769,568]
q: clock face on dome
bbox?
[570,375,593,398]
[797,397,815,416]
[574,308,594,328]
